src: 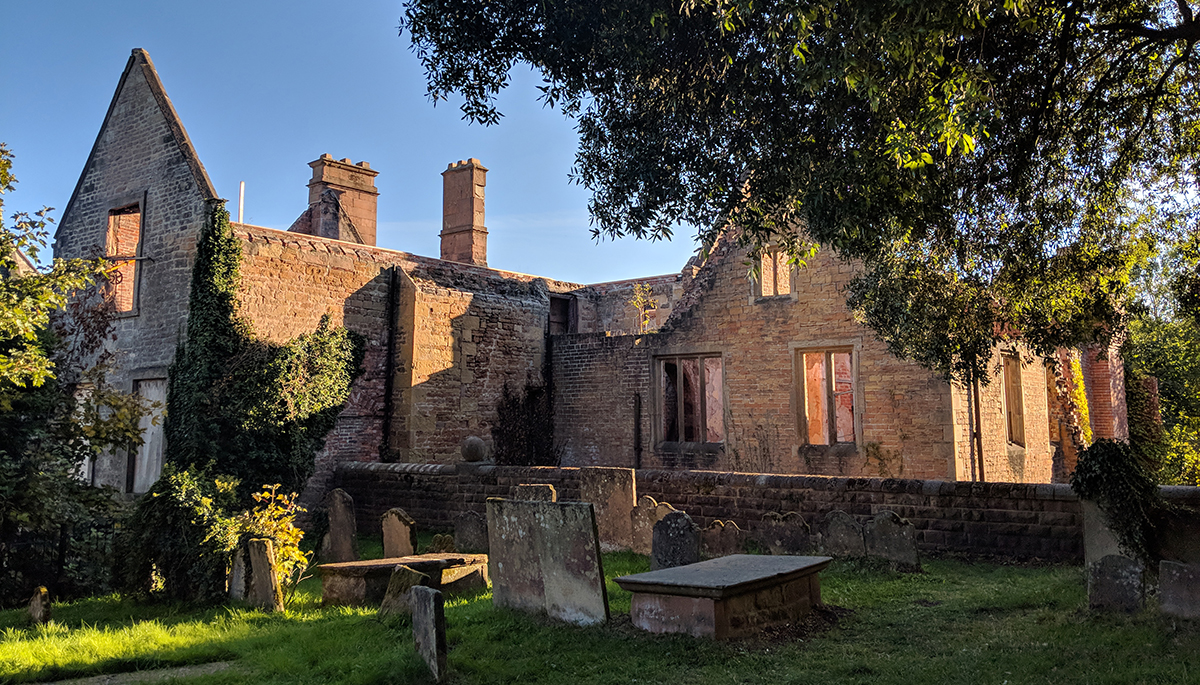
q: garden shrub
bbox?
[235,484,312,602]
[113,466,239,603]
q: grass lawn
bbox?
[2,540,1199,684]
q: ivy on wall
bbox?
[1068,357,1093,445]
[164,201,363,498]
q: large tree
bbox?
[401,0,1198,381]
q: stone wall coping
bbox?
[338,462,456,476]
[334,462,1200,504]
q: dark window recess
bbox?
[549,295,576,335]
[660,355,724,444]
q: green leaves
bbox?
[401,0,1196,381]
[165,203,364,499]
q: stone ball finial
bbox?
[462,435,489,462]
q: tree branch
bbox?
[1096,20,1200,42]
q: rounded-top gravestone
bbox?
[652,510,701,570]
[462,436,489,462]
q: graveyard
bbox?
[3,543,1200,684]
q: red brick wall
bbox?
[335,462,1108,561]
[553,239,965,479]
[1082,343,1129,441]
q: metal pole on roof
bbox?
[238,181,245,224]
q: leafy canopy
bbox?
[401,0,1199,380]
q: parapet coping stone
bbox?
[615,554,832,599]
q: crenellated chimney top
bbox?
[300,154,380,245]
[441,158,488,266]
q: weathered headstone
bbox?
[410,586,448,682]
[228,545,248,600]
[752,512,815,555]
[429,533,457,554]
[863,510,921,569]
[28,586,50,625]
[823,510,866,557]
[321,488,358,563]
[701,520,746,559]
[382,507,417,558]
[1159,560,1200,619]
[631,495,677,555]
[512,483,557,501]
[455,511,489,553]
[580,467,636,551]
[378,564,430,620]
[247,538,285,612]
[1089,554,1145,612]
[487,498,609,625]
[652,510,701,570]
[461,435,489,462]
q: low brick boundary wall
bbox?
[340,464,1177,562]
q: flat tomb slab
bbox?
[318,553,488,606]
[615,554,832,639]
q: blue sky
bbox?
[0,1,699,284]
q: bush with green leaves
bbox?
[165,202,363,499]
[113,466,240,603]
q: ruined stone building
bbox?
[54,49,1127,500]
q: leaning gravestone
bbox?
[455,511,489,553]
[28,586,50,625]
[487,498,609,625]
[248,538,285,612]
[228,545,248,601]
[652,510,701,570]
[580,467,636,551]
[631,495,678,555]
[512,483,557,501]
[321,488,359,563]
[382,508,417,558]
[411,586,448,682]
[701,520,746,559]
[1089,554,1145,612]
[823,510,866,557]
[752,511,815,555]
[378,564,430,620]
[1159,560,1200,619]
[863,510,921,569]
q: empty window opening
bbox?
[106,204,141,312]
[1004,355,1026,447]
[660,355,724,444]
[759,249,792,297]
[129,378,167,494]
[549,295,576,335]
[800,350,855,445]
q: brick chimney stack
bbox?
[441,159,488,266]
[307,154,380,245]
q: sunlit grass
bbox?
[2,542,1199,685]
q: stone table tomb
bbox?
[615,554,832,639]
[318,553,488,606]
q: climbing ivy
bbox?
[165,202,363,499]
[1071,439,1171,566]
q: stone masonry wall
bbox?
[233,224,585,503]
[54,54,212,491]
[553,240,967,480]
[336,462,1098,561]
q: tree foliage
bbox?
[165,202,364,498]
[0,146,154,607]
[1,143,110,389]
[401,0,1198,380]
